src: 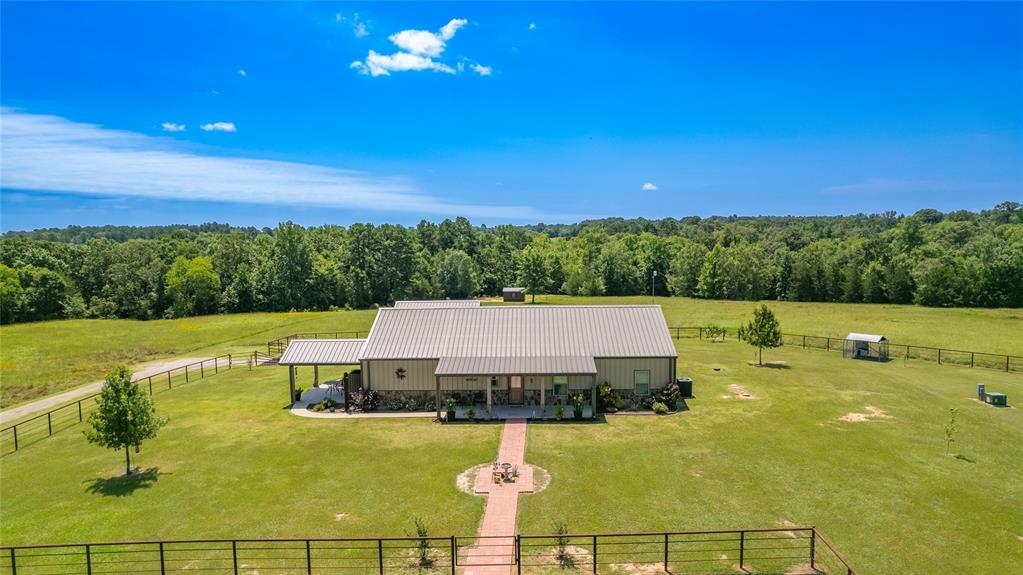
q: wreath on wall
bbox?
[395,367,407,379]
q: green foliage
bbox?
[945,408,959,455]
[554,404,565,420]
[84,367,167,475]
[406,517,433,567]
[740,304,783,365]
[165,256,221,318]
[553,521,573,567]
[651,402,669,415]
[1,204,1020,325]
[436,249,479,299]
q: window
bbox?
[553,375,568,396]
[634,370,651,395]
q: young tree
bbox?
[84,367,167,475]
[164,256,221,317]
[944,408,959,455]
[696,244,725,299]
[739,304,783,366]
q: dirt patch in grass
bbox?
[532,466,551,493]
[785,564,819,574]
[839,406,892,422]
[608,562,664,574]
[456,463,491,496]
[722,384,757,400]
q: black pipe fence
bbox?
[0,527,858,575]
[0,353,258,456]
[668,326,1022,373]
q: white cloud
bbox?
[642,182,658,191]
[200,122,237,132]
[352,18,488,78]
[528,22,537,30]
[470,63,492,76]
[161,122,186,132]
[337,12,370,37]
[0,108,561,220]
[238,69,247,77]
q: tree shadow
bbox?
[953,454,976,464]
[85,467,164,497]
[748,361,791,369]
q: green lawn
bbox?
[519,339,1023,575]
[0,365,499,543]
[3,297,1020,409]
[0,310,375,408]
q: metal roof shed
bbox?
[843,333,889,361]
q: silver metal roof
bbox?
[361,305,677,360]
[845,333,886,343]
[436,355,597,376]
[278,339,366,365]
[502,287,526,292]
[393,300,481,309]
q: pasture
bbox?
[2,296,1020,408]
[2,331,1020,574]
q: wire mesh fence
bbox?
[668,326,1021,373]
[0,528,858,575]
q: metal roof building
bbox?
[842,333,889,361]
[281,305,678,420]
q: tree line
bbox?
[1,202,1021,324]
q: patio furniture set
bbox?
[491,461,519,484]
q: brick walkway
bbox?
[461,419,531,575]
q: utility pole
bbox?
[651,269,657,303]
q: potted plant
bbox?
[554,404,565,421]
[466,406,476,422]
[445,397,457,422]
[572,394,584,420]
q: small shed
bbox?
[502,287,526,302]
[843,333,889,361]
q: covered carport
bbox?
[278,339,365,411]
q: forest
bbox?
[1,202,1021,324]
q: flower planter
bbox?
[446,410,456,422]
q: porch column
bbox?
[435,375,442,421]
[314,365,319,387]
[540,377,546,419]
[289,365,296,405]
[486,377,492,416]
[343,371,351,413]
[591,375,597,420]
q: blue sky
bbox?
[1,2,1021,231]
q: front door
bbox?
[509,376,524,404]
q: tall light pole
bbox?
[651,269,657,304]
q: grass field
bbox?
[0,365,499,542]
[2,297,1020,409]
[2,333,1020,573]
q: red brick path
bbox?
[461,419,531,575]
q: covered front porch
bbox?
[278,339,365,411]
[433,355,599,421]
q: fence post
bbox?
[810,529,816,570]
[306,540,312,575]
[78,400,83,422]
[826,338,830,352]
[516,536,521,575]
[802,335,806,349]
[738,531,744,570]
[592,535,597,575]
[9,547,15,575]
[159,542,165,575]
[168,371,172,389]
[12,426,18,451]
[378,539,384,575]
[149,377,154,396]
[215,357,218,374]
[47,412,52,436]
[938,349,941,365]
[663,533,669,571]
[971,353,975,368]
[185,365,189,383]
[450,536,456,575]
[1007,356,1011,372]
[229,354,232,370]
[232,541,238,575]
[85,544,92,575]
[201,362,204,379]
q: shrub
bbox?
[404,397,422,412]
[553,521,573,568]
[572,394,585,419]
[466,406,476,421]
[613,397,626,410]
[407,517,433,568]
[656,381,680,411]
[349,387,378,412]
[652,402,669,415]
[704,324,727,342]
[641,396,655,410]
[554,404,565,420]
[385,396,405,411]
[597,383,619,412]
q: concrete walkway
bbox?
[462,419,531,575]
[0,357,216,424]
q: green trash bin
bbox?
[984,392,1007,407]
